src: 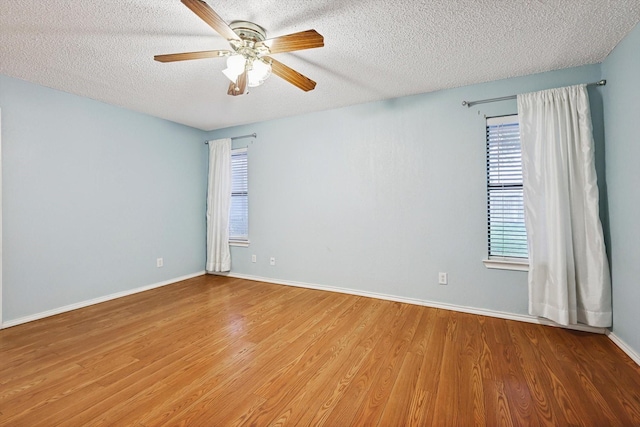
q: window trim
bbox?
[483,257,528,271]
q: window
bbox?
[229,148,248,245]
[484,115,528,270]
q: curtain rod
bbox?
[461,80,607,108]
[204,133,257,144]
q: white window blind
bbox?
[486,115,528,259]
[230,148,248,242]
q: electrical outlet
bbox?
[157,258,164,268]
[438,272,448,285]
[251,254,257,263]
[270,257,276,266]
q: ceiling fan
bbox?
[155,0,324,96]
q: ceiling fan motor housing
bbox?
[230,21,267,43]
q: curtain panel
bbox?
[518,84,611,327]
[206,138,232,273]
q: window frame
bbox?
[483,114,529,271]
[229,147,249,247]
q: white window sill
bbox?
[483,258,529,271]
[229,240,249,247]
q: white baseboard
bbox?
[607,331,640,366]
[224,272,606,335]
[1,271,206,329]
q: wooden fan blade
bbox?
[154,50,230,62]
[237,69,248,93]
[181,0,239,41]
[227,81,239,95]
[227,69,248,96]
[267,57,317,91]
[256,29,324,54]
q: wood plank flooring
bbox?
[1,274,639,426]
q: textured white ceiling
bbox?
[1,0,639,131]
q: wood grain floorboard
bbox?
[319,301,409,426]
[1,274,640,426]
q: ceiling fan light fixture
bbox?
[222,55,271,87]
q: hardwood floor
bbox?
[1,275,639,426]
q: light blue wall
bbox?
[1,54,618,332]
[209,64,604,316]
[1,74,208,323]
[602,23,640,355]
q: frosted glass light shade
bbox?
[222,55,246,82]
[227,55,246,74]
[248,59,272,87]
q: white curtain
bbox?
[206,138,232,273]
[518,84,611,327]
